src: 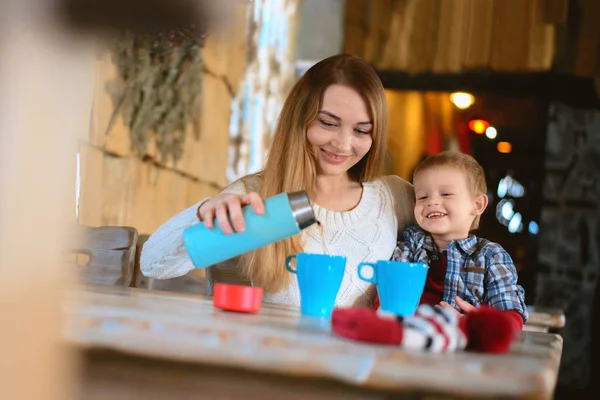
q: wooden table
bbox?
[64,285,563,400]
[525,306,566,332]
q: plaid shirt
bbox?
[392,225,528,323]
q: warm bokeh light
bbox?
[449,92,474,109]
[468,119,490,134]
[485,126,497,139]
[497,141,512,153]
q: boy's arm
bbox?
[391,225,424,262]
[483,247,528,324]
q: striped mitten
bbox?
[331,304,514,354]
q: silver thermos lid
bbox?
[287,191,317,230]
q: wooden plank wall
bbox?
[344,0,599,84]
[78,1,250,235]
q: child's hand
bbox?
[439,296,477,317]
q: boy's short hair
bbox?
[412,151,487,230]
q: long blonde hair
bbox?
[241,54,388,292]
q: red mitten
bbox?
[460,305,516,354]
[330,307,403,345]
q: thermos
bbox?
[183,191,316,270]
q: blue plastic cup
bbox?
[358,260,429,316]
[285,253,346,318]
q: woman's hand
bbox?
[197,192,265,234]
[439,296,477,317]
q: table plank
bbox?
[526,305,566,329]
[64,284,562,399]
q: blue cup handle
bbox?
[357,262,377,284]
[285,255,297,274]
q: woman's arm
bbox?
[382,175,415,234]
[140,175,260,279]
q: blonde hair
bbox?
[413,151,487,229]
[240,54,388,292]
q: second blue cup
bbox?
[286,253,346,318]
[358,260,429,316]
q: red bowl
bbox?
[213,283,263,313]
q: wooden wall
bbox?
[385,90,458,180]
[345,0,599,86]
[78,1,249,235]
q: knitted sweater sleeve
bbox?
[140,175,262,279]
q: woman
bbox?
[141,54,415,307]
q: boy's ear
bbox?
[473,194,488,215]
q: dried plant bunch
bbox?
[106,24,208,164]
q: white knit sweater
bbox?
[140,174,414,307]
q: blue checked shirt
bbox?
[392,225,528,323]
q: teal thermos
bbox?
[183,191,316,270]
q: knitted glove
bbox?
[331,304,515,354]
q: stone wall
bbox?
[537,102,600,389]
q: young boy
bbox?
[374,151,528,329]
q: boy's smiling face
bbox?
[413,166,488,249]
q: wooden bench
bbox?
[524,305,566,333]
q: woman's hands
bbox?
[197,192,265,235]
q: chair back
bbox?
[72,226,138,286]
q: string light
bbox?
[468,119,490,134]
[450,92,475,109]
[497,141,512,153]
[485,126,497,139]
[529,221,539,235]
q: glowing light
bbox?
[529,221,539,235]
[501,200,515,220]
[485,126,497,139]
[497,177,509,198]
[508,181,525,197]
[497,141,512,153]
[497,175,525,198]
[496,199,507,224]
[508,212,522,233]
[450,92,475,109]
[468,119,490,134]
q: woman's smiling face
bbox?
[306,84,373,177]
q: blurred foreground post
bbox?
[0,0,219,397]
[0,0,94,398]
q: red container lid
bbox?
[213,283,263,313]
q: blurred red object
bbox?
[468,119,490,134]
[213,283,263,314]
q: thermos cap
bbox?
[287,191,316,230]
[213,283,263,313]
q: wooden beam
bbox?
[378,70,600,108]
[343,0,369,58]
[464,0,495,69]
[544,0,568,24]
[573,0,600,77]
[490,0,536,71]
